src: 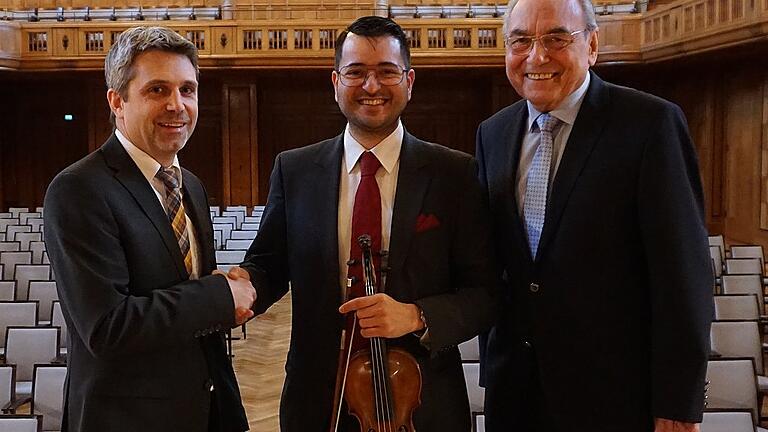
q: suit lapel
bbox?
[100,135,188,278]
[388,132,432,282]
[313,136,344,301]
[537,72,610,259]
[496,103,534,264]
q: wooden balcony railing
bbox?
[0,0,766,70]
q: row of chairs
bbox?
[1,363,65,432]
[211,206,264,250]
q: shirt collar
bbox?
[115,128,182,186]
[343,120,403,174]
[526,72,591,132]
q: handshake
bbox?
[213,267,256,326]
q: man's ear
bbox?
[106,88,124,120]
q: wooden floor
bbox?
[232,292,292,431]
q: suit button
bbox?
[529,283,540,293]
[522,339,533,348]
[205,379,214,392]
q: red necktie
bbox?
[346,151,382,351]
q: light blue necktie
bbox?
[524,113,560,259]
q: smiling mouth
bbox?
[526,73,556,80]
[158,122,186,128]
[359,98,386,106]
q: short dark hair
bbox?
[334,16,411,70]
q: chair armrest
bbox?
[2,395,31,414]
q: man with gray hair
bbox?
[476,0,712,431]
[44,26,253,432]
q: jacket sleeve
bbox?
[43,171,236,360]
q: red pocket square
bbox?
[415,213,441,233]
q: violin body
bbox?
[344,347,421,432]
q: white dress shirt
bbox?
[516,73,591,215]
[337,121,403,294]
[115,129,201,279]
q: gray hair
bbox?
[105,26,199,99]
[503,0,598,37]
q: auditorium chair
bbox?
[458,336,480,362]
[709,235,727,260]
[213,230,223,250]
[721,275,765,318]
[0,302,38,356]
[7,209,28,219]
[209,206,220,217]
[0,213,11,219]
[0,251,32,280]
[15,233,41,252]
[472,413,485,432]
[0,282,16,301]
[726,259,764,276]
[244,215,262,224]
[230,230,257,241]
[50,302,67,356]
[0,364,16,413]
[705,358,760,423]
[0,414,42,432]
[710,321,764,385]
[714,295,760,321]
[212,222,234,245]
[17,213,40,227]
[0,241,20,252]
[222,210,245,228]
[26,218,43,233]
[241,222,259,231]
[29,364,66,432]
[27,282,58,325]
[216,250,246,265]
[6,226,31,243]
[701,410,759,432]
[28,242,45,265]
[224,239,252,251]
[213,216,239,231]
[710,245,724,280]
[462,361,484,415]
[3,326,61,398]
[0,219,20,235]
[732,246,766,268]
[14,264,51,302]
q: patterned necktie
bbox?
[523,113,560,259]
[156,166,193,275]
[346,151,382,352]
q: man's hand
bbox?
[214,268,256,325]
[339,293,423,338]
[654,418,699,432]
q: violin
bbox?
[330,234,422,432]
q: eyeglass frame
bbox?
[334,64,410,87]
[503,29,590,55]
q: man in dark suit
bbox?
[227,16,498,431]
[44,26,254,432]
[476,0,713,431]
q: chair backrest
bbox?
[213,216,238,230]
[726,258,763,276]
[0,281,16,301]
[710,321,763,374]
[18,213,41,226]
[0,218,20,233]
[209,206,220,217]
[30,364,67,432]
[4,326,60,381]
[221,210,245,228]
[14,265,52,301]
[28,241,46,265]
[0,415,43,432]
[705,358,759,421]
[721,275,764,315]
[0,301,38,348]
[701,410,755,432]
[26,218,44,233]
[28,282,58,323]
[473,413,485,432]
[0,241,21,252]
[6,225,31,242]
[212,223,234,243]
[241,222,260,231]
[714,295,760,321]
[230,230,258,241]
[731,245,765,266]
[15,232,42,252]
[216,250,246,265]
[709,235,726,259]
[225,239,253,251]
[213,230,222,250]
[0,251,32,280]
[462,362,484,413]
[710,246,723,278]
[8,208,29,219]
[459,336,480,362]
[0,364,16,411]
[51,301,67,350]
[225,205,248,214]
[252,205,265,215]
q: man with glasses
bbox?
[229,15,499,431]
[476,0,712,431]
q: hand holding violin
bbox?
[339,293,424,338]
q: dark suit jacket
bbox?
[240,131,499,431]
[476,72,713,431]
[43,135,249,432]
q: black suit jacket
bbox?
[240,131,499,431]
[476,73,713,431]
[44,135,249,432]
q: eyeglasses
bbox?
[504,29,589,55]
[336,65,408,87]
